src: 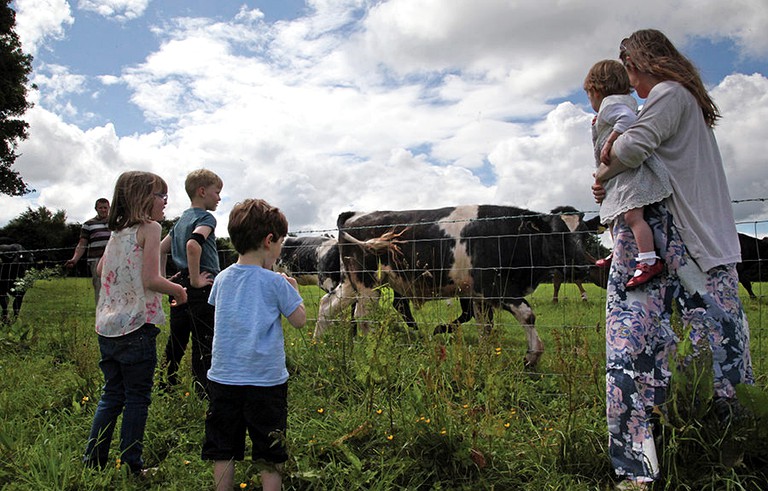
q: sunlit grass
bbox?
[0,277,766,489]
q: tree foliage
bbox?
[0,0,34,195]
[0,206,78,263]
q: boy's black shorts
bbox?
[201,381,288,463]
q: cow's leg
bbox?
[502,298,544,367]
[315,281,358,339]
[576,280,588,302]
[392,293,418,330]
[552,273,562,304]
[741,279,756,299]
[433,298,474,334]
[472,300,494,336]
[0,294,9,323]
[351,287,381,335]
[11,293,23,317]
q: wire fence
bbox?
[3,207,767,375]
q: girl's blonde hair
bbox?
[584,59,631,97]
[108,171,168,230]
[619,29,720,127]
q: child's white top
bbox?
[96,225,165,337]
[207,263,304,386]
[613,81,741,271]
[594,94,672,225]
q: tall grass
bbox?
[0,278,766,489]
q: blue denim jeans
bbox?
[84,323,159,473]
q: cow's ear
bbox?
[520,220,541,233]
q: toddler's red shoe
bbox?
[626,260,663,289]
[595,254,613,269]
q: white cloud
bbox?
[31,64,87,114]
[12,0,73,56]
[8,0,768,239]
[77,0,150,21]
[711,73,768,224]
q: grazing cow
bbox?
[0,244,34,322]
[548,207,607,303]
[737,233,768,299]
[277,235,419,328]
[316,205,593,367]
[277,236,342,293]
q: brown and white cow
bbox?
[315,205,593,366]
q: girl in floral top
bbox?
[84,171,187,475]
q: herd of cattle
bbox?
[275,205,768,366]
[1,205,767,363]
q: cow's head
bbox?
[0,244,34,270]
[545,207,596,267]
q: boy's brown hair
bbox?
[185,169,223,199]
[584,59,631,97]
[228,199,289,255]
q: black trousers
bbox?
[163,275,214,397]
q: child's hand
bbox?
[594,163,611,182]
[190,271,214,288]
[600,141,613,165]
[592,177,606,204]
[280,272,300,291]
[170,287,188,306]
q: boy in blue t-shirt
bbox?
[202,198,306,491]
[160,169,223,397]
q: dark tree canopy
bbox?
[0,206,72,255]
[0,0,34,196]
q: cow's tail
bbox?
[339,228,409,256]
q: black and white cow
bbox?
[0,244,34,322]
[276,236,342,293]
[737,233,768,299]
[548,208,607,303]
[316,205,593,366]
[277,235,420,328]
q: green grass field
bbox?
[0,277,766,490]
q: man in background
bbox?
[65,198,110,304]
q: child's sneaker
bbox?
[595,254,613,269]
[626,260,663,289]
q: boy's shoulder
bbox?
[217,264,280,284]
[177,207,216,225]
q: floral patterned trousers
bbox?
[605,202,753,481]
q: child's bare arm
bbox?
[186,225,214,288]
[595,145,631,183]
[160,234,171,277]
[280,273,306,327]
[139,222,188,305]
[286,304,306,328]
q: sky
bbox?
[6,0,768,239]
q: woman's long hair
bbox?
[108,171,167,230]
[620,29,720,127]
